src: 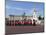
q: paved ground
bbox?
[5,25,44,35]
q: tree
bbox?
[38,16,41,20]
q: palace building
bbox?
[5,9,44,25]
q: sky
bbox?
[5,0,44,17]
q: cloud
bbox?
[11,0,20,1]
[6,5,44,17]
[6,5,12,9]
[6,5,31,11]
[6,5,34,16]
